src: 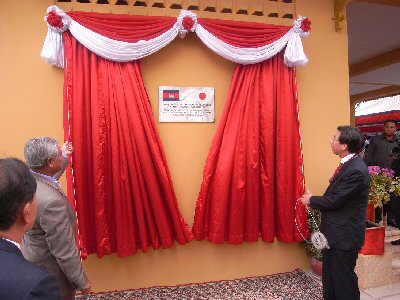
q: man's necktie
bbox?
[329,163,343,183]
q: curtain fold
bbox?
[64,32,193,258]
[198,18,289,47]
[192,52,309,244]
[68,11,176,42]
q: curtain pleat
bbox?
[64,32,193,258]
[198,18,289,47]
[68,11,176,42]
[192,53,309,244]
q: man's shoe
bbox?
[391,239,400,245]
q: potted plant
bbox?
[303,209,323,277]
[360,166,400,255]
[367,166,399,224]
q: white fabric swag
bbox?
[42,5,310,68]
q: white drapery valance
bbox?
[42,5,310,68]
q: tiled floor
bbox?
[361,283,400,300]
[304,226,400,299]
[304,269,400,300]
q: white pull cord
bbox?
[295,198,330,250]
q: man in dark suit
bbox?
[0,158,62,300]
[300,126,370,300]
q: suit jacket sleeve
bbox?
[364,138,375,166]
[24,273,62,300]
[39,198,88,290]
[310,168,365,211]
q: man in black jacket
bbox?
[365,120,399,168]
[365,120,399,224]
[300,126,370,300]
[0,158,61,300]
[390,147,400,245]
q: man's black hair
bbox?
[384,120,397,126]
[337,126,365,154]
[0,158,37,230]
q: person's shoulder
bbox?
[33,174,56,189]
[373,134,385,140]
[353,155,367,165]
[0,248,60,299]
[347,156,368,172]
[34,177,64,203]
[1,247,43,275]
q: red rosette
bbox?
[182,17,195,31]
[301,18,311,32]
[47,10,64,28]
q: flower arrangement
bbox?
[47,10,64,28]
[182,17,195,31]
[44,6,70,33]
[302,209,322,261]
[293,16,312,38]
[368,166,400,209]
[301,18,311,32]
[178,10,197,38]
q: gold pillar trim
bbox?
[333,0,349,31]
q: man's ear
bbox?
[21,202,31,226]
[21,197,36,229]
[47,157,54,168]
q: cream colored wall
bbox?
[0,1,64,158]
[0,0,350,292]
[296,0,351,196]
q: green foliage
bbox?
[302,209,323,261]
[368,167,400,208]
[394,177,400,195]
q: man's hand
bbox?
[300,189,312,207]
[61,141,74,157]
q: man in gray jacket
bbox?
[22,137,91,300]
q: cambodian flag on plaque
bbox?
[159,86,215,123]
[162,90,180,101]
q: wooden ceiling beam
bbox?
[349,0,400,7]
[349,48,400,77]
[350,85,400,103]
[340,0,400,31]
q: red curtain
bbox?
[67,12,291,47]
[192,52,309,244]
[68,12,176,42]
[64,32,193,258]
[198,18,290,47]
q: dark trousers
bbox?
[389,195,400,228]
[322,248,359,300]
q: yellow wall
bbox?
[0,0,350,292]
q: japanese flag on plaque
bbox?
[159,86,215,122]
